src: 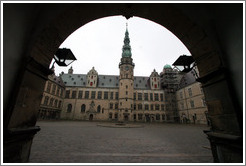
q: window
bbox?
[138,104,142,110]
[115,113,118,119]
[190,100,195,108]
[67,104,72,113]
[134,104,136,110]
[154,93,159,101]
[72,91,77,99]
[49,98,54,106]
[91,91,96,99]
[188,88,192,97]
[109,113,112,119]
[81,104,86,112]
[161,104,165,111]
[44,96,49,105]
[115,103,118,109]
[110,92,114,99]
[134,93,136,100]
[54,99,58,107]
[98,91,102,99]
[144,93,148,101]
[145,104,149,110]
[115,92,118,100]
[126,85,128,89]
[78,91,83,99]
[138,93,142,100]
[151,104,154,110]
[56,87,60,96]
[85,91,89,99]
[162,114,166,121]
[155,104,160,110]
[160,94,164,101]
[46,82,51,93]
[60,89,63,97]
[65,90,70,98]
[156,114,160,120]
[97,105,101,113]
[58,100,62,108]
[126,91,128,95]
[104,91,108,99]
[52,84,56,94]
[110,103,113,109]
[150,93,153,101]
[138,114,143,120]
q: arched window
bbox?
[54,99,58,108]
[81,104,86,113]
[44,96,49,105]
[58,100,62,108]
[97,105,101,113]
[49,98,54,107]
[67,104,72,113]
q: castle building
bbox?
[38,68,65,120]
[38,26,209,125]
[59,26,168,122]
[176,67,209,124]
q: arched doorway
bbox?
[89,114,93,121]
[3,3,243,163]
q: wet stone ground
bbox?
[29,120,213,163]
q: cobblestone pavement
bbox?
[29,120,213,163]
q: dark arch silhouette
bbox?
[3,3,243,163]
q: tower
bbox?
[118,24,135,121]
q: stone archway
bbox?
[3,3,243,163]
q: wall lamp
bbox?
[172,55,195,73]
[53,48,77,67]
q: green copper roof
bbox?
[122,24,132,58]
[164,64,172,69]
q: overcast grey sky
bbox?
[53,16,190,76]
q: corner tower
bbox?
[118,24,135,121]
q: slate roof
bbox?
[60,74,151,90]
[48,74,65,87]
[178,70,197,89]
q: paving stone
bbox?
[29,120,213,163]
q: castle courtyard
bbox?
[29,121,213,163]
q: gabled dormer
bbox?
[150,69,160,90]
[86,67,98,88]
